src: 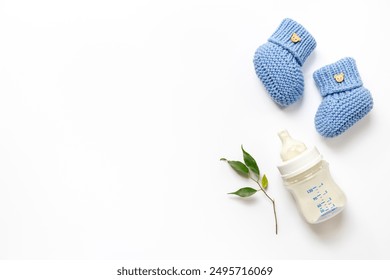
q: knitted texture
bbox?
[253,18,316,106]
[313,57,373,137]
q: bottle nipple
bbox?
[278,130,307,161]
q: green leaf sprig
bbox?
[221,145,278,235]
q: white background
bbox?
[0,0,389,259]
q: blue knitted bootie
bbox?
[313,57,373,137]
[253,18,316,106]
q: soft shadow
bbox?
[228,196,258,206]
[302,50,317,73]
[308,210,345,239]
[285,190,346,240]
[252,78,286,111]
[282,96,304,113]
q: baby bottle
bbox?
[277,130,346,224]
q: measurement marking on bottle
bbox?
[307,183,336,217]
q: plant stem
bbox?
[251,177,278,235]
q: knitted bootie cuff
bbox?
[313,57,363,97]
[268,18,316,66]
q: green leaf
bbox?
[241,145,260,179]
[228,187,257,197]
[226,160,249,176]
[261,174,268,189]
[220,158,249,175]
